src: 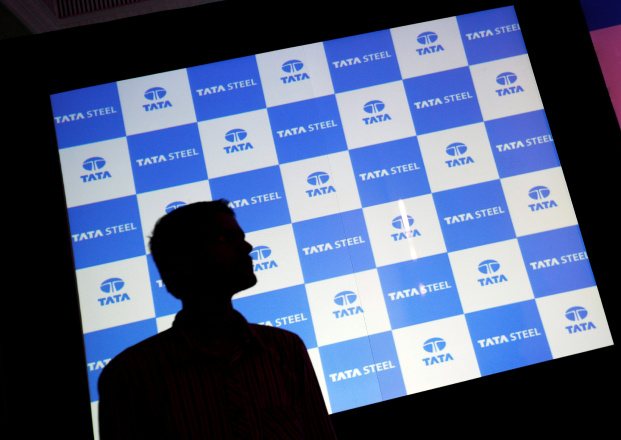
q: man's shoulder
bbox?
[249,323,306,350]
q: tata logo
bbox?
[445,142,474,168]
[250,245,278,271]
[495,72,524,96]
[224,128,253,154]
[81,157,112,182]
[466,23,521,40]
[143,87,173,111]
[165,201,186,214]
[422,337,454,366]
[306,171,336,197]
[98,277,130,306]
[416,31,444,55]
[362,100,392,125]
[87,358,111,372]
[333,291,364,318]
[528,186,558,211]
[280,60,310,84]
[391,215,421,241]
[565,306,596,334]
[477,260,508,286]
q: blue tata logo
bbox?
[225,129,247,143]
[363,100,391,125]
[333,291,363,319]
[417,31,438,45]
[98,277,130,306]
[281,60,309,84]
[391,215,420,241]
[282,60,304,73]
[223,128,253,154]
[306,171,336,198]
[445,142,474,167]
[495,72,524,97]
[566,306,588,322]
[422,337,453,366]
[528,186,550,200]
[478,260,500,274]
[363,100,385,114]
[81,157,111,182]
[477,260,507,286]
[165,201,186,214]
[143,87,172,111]
[392,215,414,229]
[496,73,517,86]
[144,87,167,101]
[83,157,106,171]
[250,246,278,271]
[565,306,596,334]
[423,337,446,353]
[528,186,557,211]
[416,31,444,55]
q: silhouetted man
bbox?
[98,200,337,439]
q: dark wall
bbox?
[2,0,617,438]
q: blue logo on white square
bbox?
[51,83,125,149]
[433,180,515,252]
[127,124,207,194]
[293,210,374,283]
[457,6,527,65]
[465,300,552,376]
[403,67,483,135]
[268,95,347,164]
[319,336,382,413]
[518,226,595,298]
[486,110,559,178]
[378,254,462,329]
[147,254,181,318]
[233,284,316,349]
[350,137,430,207]
[68,196,145,269]
[209,166,290,233]
[324,29,402,93]
[85,319,157,401]
[187,56,266,122]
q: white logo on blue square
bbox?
[518,226,595,298]
[127,124,207,194]
[268,96,347,164]
[51,83,125,149]
[367,332,407,401]
[403,67,483,135]
[233,284,316,349]
[457,6,526,65]
[292,210,374,283]
[349,137,430,207]
[465,300,552,376]
[68,196,145,269]
[209,166,290,233]
[84,319,157,401]
[318,336,382,413]
[433,180,515,252]
[377,254,462,329]
[324,29,401,93]
[147,254,182,318]
[486,110,559,178]
[187,55,265,122]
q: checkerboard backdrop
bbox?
[51,5,613,433]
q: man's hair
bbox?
[149,200,235,299]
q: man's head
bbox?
[149,200,256,304]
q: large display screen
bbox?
[50,5,613,436]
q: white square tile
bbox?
[417,122,499,192]
[117,69,196,136]
[198,109,279,179]
[448,239,534,313]
[335,81,416,150]
[501,167,578,237]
